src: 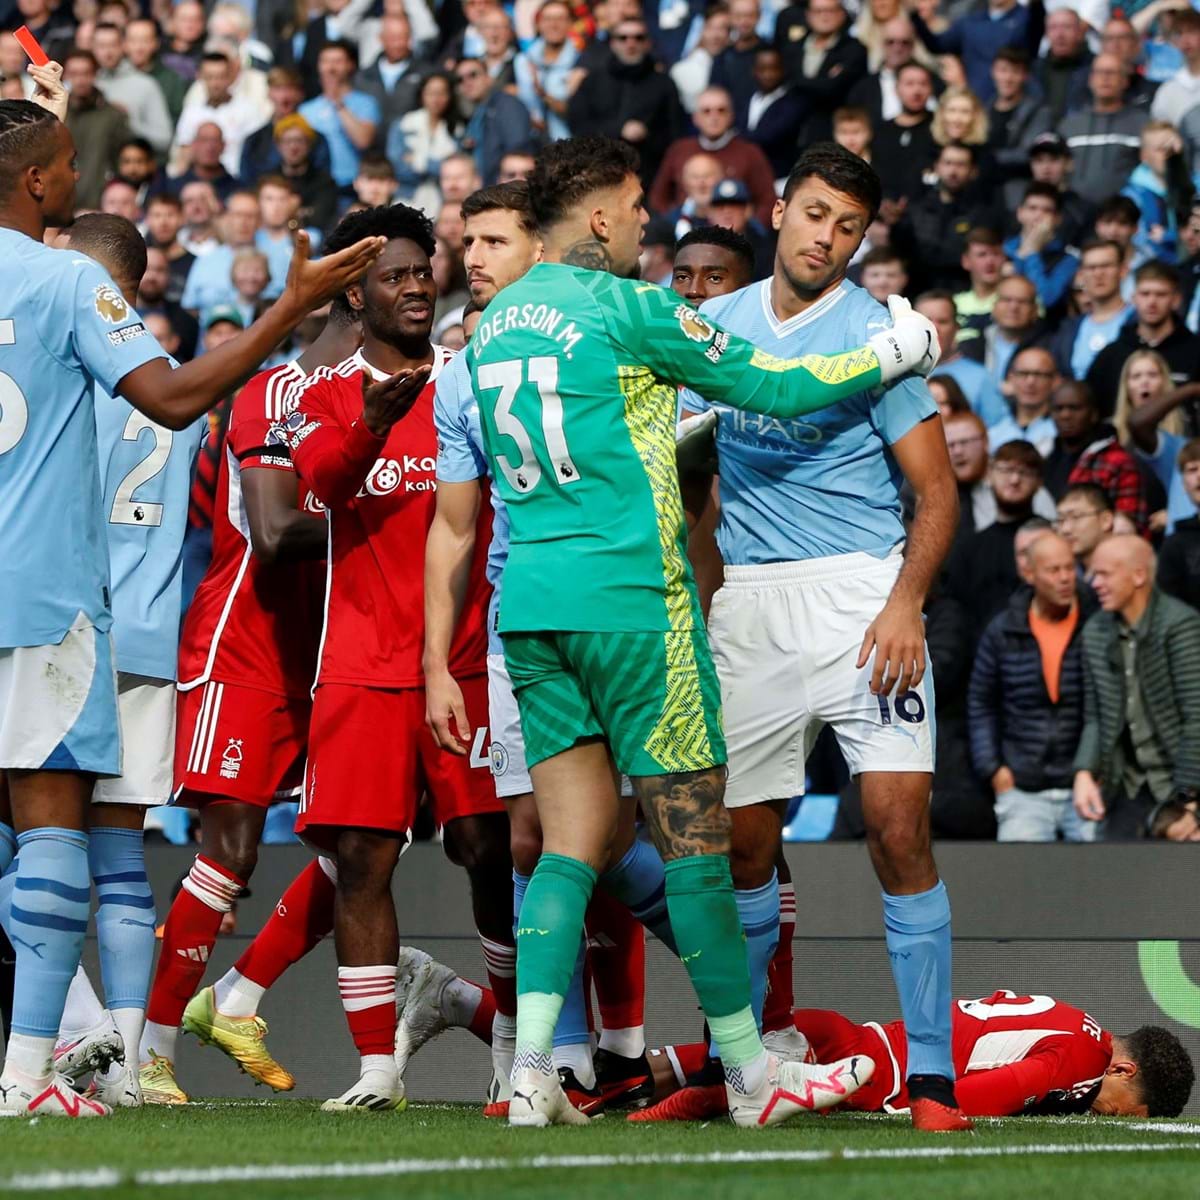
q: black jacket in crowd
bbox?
[774,18,868,142]
[968,585,1095,791]
[893,182,1001,293]
[1085,319,1200,420]
[1160,516,1200,613]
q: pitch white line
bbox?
[1128,1122,1200,1135]
[4,1141,1200,1191]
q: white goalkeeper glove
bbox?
[675,408,719,473]
[866,294,941,384]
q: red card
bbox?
[15,25,50,67]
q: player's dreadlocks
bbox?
[461,180,537,235]
[675,225,756,277]
[64,213,148,291]
[527,136,640,231]
[323,202,435,321]
[324,202,436,260]
[783,141,883,225]
[0,100,60,200]
[1126,1026,1195,1117]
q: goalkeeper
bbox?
[466,135,940,1129]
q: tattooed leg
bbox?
[635,768,731,862]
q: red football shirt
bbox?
[877,990,1114,1115]
[283,346,491,689]
[177,362,327,700]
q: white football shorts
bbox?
[0,612,121,776]
[708,549,935,809]
[93,674,175,807]
[487,653,533,799]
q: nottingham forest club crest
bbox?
[675,304,715,344]
[93,284,129,324]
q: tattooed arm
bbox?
[636,768,732,860]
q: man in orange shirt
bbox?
[966,532,1098,840]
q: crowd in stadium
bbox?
[2,0,1200,1132]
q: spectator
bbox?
[1033,8,1091,126]
[669,4,731,116]
[299,40,381,189]
[639,217,676,287]
[455,55,532,186]
[1158,441,1200,610]
[169,122,239,205]
[649,86,776,225]
[1056,482,1116,574]
[930,373,971,420]
[230,249,271,328]
[711,0,766,124]
[969,531,1095,842]
[1099,17,1158,113]
[174,50,264,178]
[664,152,724,237]
[162,1,206,82]
[431,232,469,323]
[1087,262,1200,417]
[870,59,936,202]
[1149,9,1200,126]
[1050,239,1133,383]
[207,3,274,80]
[847,15,920,129]
[895,143,997,293]
[435,200,466,257]
[1003,182,1079,313]
[124,18,188,124]
[115,138,163,209]
[990,346,1059,454]
[355,13,433,147]
[476,7,518,89]
[1180,203,1200,329]
[353,154,400,208]
[100,178,141,226]
[142,310,183,364]
[439,151,482,202]
[954,226,1006,343]
[274,114,340,233]
[439,0,497,67]
[706,176,775,277]
[91,20,173,155]
[64,48,131,210]
[389,70,462,213]
[1004,132,1093,251]
[1073,535,1200,839]
[1013,515,1053,584]
[1121,122,1198,266]
[138,245,199,360]
[298,0,367,91]
[987,47,1052,187]
[775,0,868,142]
[832,105,872,163]
[181,189,262,314]
[567,15,686,187]
[12,0,75,65]
[910,0,1042,103]
[947,439,1051,638]
[240,68,333,183]
[498,141,546,180]
[962,274,1050,391]
[513,0,579,139]
[916,290,1010,427]
[743,47,808,183]
[144,192,196,301]
[930,85,991,175]
[1127,366,1200,532]
[1058,55,1149,206]
[1094,195,1145,303]
[255,175,311,297]
[857,244,908,305]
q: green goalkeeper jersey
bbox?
[466,263,884,635]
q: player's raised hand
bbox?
[426,669,471,756]
[361,363,431,436]
[866,294,941,383]
[27,61,67,122]
[856,596,926,697]
[282,229,386,317]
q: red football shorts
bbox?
[792,1009,902,1112]
[174,680,310,807]
[295,674,500,850]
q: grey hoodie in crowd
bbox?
[1057,105,1149,204]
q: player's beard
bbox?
[777,247,849,304]
[366,296,434,352]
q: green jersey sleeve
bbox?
[599,275,883,418]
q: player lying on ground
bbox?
[639,991,1195,1120]
[465,135,939,1128]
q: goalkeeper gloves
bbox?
[867,295,942,384]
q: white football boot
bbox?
[508,1066,590,1127]
[727,1054,874,1128]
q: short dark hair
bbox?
[64,48,98,69]
[1054,379,1098,415]
[963,226,1002,249]
[994,46,1030,69]
[782,140,882,223]
[118,136,155,159]
[1179,437,1200,469]
[145,190,181,211]
[461,180,538,234]
[200,51,233,68]
[256,173,296,196]
[319,38,359,66]
[938,139,978,166]
[1061,481,1113,512]
[993,439,1044,474]
[1134,260,1181,289]
[860,244,906,269]
[356,153,397,181]
[324,202,436,260]
[527,135,640,231]
[93,20,123,37]
[0,100,61,201]
[1125,1026,1195,1117]
[65,213,148,289]
[927,373,969,414]
[1079,237,1124,262]
[895,59,933,84]
[1021,181,1062,211]
[674,224,756,277]
[1096,194,1140,226]
[916,287,957,313]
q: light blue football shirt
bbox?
[95,369,203,680]
[0,230,167,648]
[433,349,508,656]
[680,278,937,565]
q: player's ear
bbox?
[771,197,786,233]
[345,282,365,313]
[1107,1056,1138,1081]
[588,203,608,243]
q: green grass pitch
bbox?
[2,1102,1200,1200]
